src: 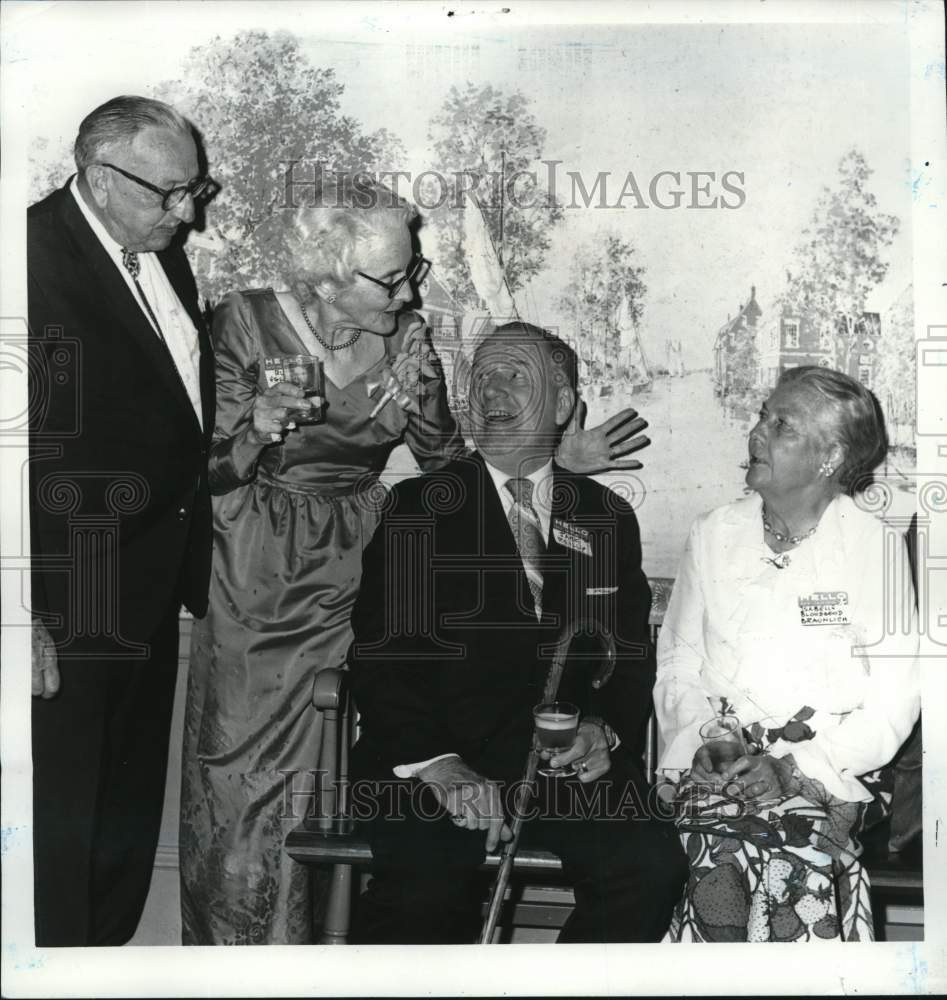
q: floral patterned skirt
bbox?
[664,785,876,942]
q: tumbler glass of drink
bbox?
[533,702,580,777]
[699,714,747,772]
[264,355,325,424]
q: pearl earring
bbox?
[820,461,834,477]
[325,294,336,304]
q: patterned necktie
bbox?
[505,477,546,615]
[121,248,140,279]
[121,248,165,342]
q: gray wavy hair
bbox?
[777,365,889,496]
[277,174,418,301]
[74,95,193,172]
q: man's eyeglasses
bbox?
[355,254,431,300]
[96,162,220,211]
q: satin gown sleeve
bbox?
[205,291,269,495]
[389,314,465,473]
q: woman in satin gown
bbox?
[179,177,650,944]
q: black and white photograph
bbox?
[1,0,944,995]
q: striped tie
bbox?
[505,477,545,615]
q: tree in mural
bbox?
[427,83,563,308]
[557,231,647,382]
[873,284,915,447]
[156,30,405,302]
[29,136,74,204]
[779,148,899,374]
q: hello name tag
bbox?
[798,590,850,626]
[552,519,592,556]
[263,357,289,389]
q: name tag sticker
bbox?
[799,591,850,626]
[263,357,287,389]
[552,519,592,556]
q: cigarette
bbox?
[369,389,396,419]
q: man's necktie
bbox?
[505,477,546,615]
[121,249,165,342]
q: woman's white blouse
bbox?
[654,493,920,802]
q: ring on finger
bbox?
[451,814,465,826]
[576,761,589,774]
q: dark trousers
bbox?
[31,610,178,946]
[350,761,688,945]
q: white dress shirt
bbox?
[392,458,555,778]
[70,177,203,428]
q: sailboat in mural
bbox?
[461,191,523,324]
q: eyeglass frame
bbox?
[354,253,431,300]
[95,162,220,211]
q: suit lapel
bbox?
[465,453,535,623]
[57,185,205,438]
[472,453,518,558]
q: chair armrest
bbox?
[312,667,347,711]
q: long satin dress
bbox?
[180,289,464,944]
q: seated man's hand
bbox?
[550,719,611,782]
[417,757,513,853]
[555,398,650,474]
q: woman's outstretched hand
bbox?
[556,398,650,474]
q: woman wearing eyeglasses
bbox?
[179,176,649,944]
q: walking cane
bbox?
[478,616,616,944]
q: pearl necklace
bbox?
[301,303,362,351]
[761,507,819,546]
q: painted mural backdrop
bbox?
[31,29,916,577]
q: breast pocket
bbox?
[585,585,619,597]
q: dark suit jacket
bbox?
[27,181,214,650]
[349,451,655,784]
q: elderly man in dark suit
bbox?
[348,321,686,944]
[28,96,216,946]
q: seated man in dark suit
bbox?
[348,321,686,944]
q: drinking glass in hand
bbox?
[699,714,747,773]
[533,702,580,778]
[265,355,325,425]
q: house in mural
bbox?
[757,307,882,390]
[712,285,762,400]
[416,267,471,411]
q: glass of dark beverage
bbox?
[533,701,580,778]
[699,714,747,772]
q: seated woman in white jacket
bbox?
[654,365,919,943]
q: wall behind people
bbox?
[22,18,919,582]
